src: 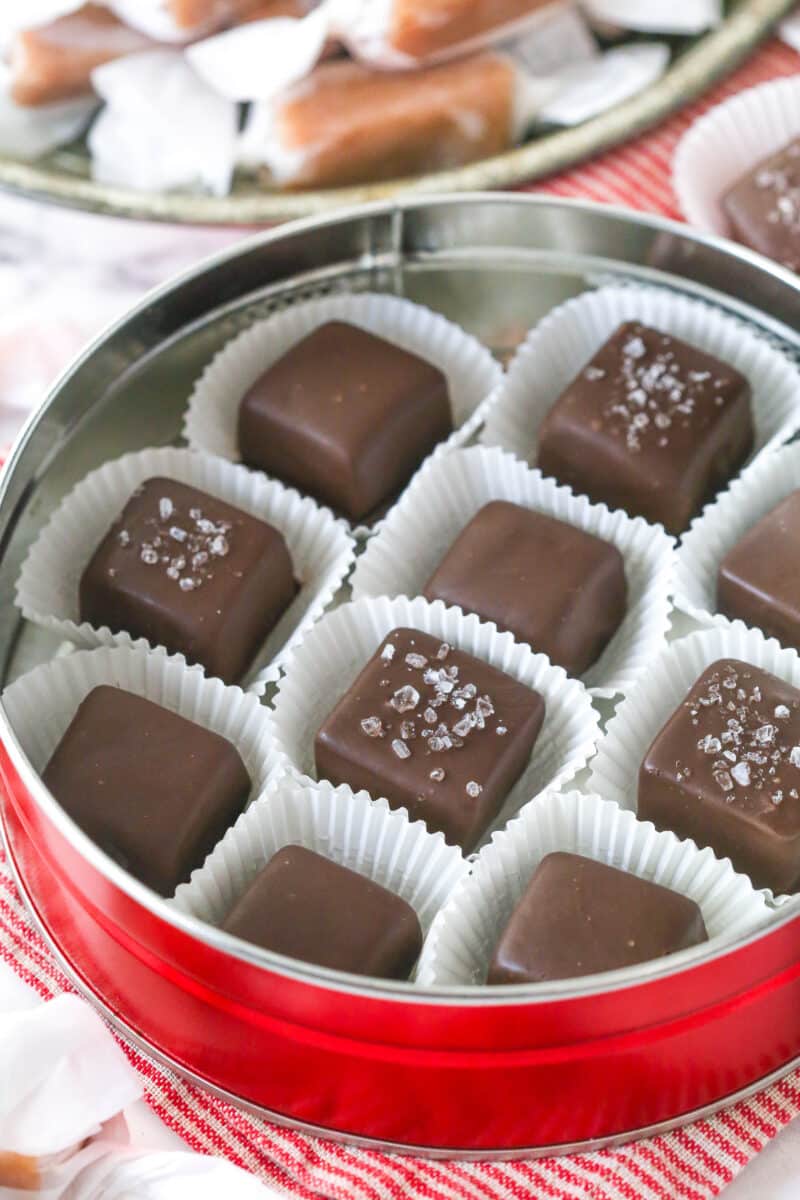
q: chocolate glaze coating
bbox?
[222,845,423,979]
[315,628,545,850]
[238,322,453,522]
[639,659,800,893]
[80,477,296,684]
[487,852,707,984]
[718,490,800,652]
[43,686,251,897]
[722,138,800,273]
[423,500,627,676]
[537,322,754,535]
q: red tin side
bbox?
[3,742,800,1153]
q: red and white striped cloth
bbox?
[2,36,800,1200]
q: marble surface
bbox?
[0,188,798,1198]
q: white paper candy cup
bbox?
[673,76,800,239]
[173,773,469,960]
[350,445,674,699]
[416,789,771,987]
[269,595,601,851]
[14,446,355,690]
[673,441,800,630]
[183,292,504,536]
[588,623,800,898]
[1,645,276,897]
[481,284,800,496]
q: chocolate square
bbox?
[79,477,296,684]
[487,852,707,984]
[222,844,423,978]
[718,491,800,651]
[722,138,800,273]
[237,321,453,522]
[639,659,800,892]
[423,500,627,676]
[43,686,251,897]
[537,322,753,535]
[314,628,545,850]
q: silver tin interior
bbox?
[0,194,800,1009]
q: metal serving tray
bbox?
[1,195,799,1156]
[0,0,793,225]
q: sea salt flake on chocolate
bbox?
[436,643,450,660]
[400,721,416,740]
[790,746,800,768]
[179,577,199,592]
[210,535,229,557]
[381,643,396,663]
[731,762,751,787]
[714,769,734,792]
[390,685,420,713]
[465,781,483,798]
[430,767,446,782]
[405,653,428,669]
[755,724,776,745]
[452,715,473,739]
[118,530,131,547]
[140,546,158,566]
[424,707,437,724]
[159,497,174,520]
[360,717,384,738]
[496,726,508,736]
[698,735,721,755]
[775,705,791,719]
[392,739,411,760]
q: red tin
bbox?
[1,196,799,1155]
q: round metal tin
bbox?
[1,195,800,1154]
[0,0,792,226]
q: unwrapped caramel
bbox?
[107,0,277,40]
[10,5,152,107]
[381,0,561,62]
[241,52,519,189]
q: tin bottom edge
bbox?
[3,824,799,1161]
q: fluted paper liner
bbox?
[417,789,771,987]
[269,595,601,851]
[173,774,469,959]
[674,441,800,630]
[183,291,504,535]
[673,76,800,239]
[481,284,800,500]
[350,444,675,698]
[1,645,275,898]
[589,623,800,900]
[14,446,355,690]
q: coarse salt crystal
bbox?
[731,762,751,787]
[360,717,383,738]
[390,686,419,713]
[392,739,411,759]
[465,781,482,798]
[405,653,427,669]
